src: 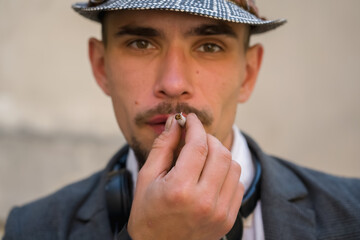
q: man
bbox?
[3,0,360,239]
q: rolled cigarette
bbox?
[175,112,186,127]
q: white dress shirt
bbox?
[126,125,264,240]
[230,126,264,240]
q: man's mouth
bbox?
[146,115,170,135]
[134,102,213,134]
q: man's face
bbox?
[89,10,262,165]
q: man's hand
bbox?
[127,113,244,240]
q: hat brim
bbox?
[72,0,286,34]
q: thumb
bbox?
[141,115,182,180]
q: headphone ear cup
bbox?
[106,168,133,230]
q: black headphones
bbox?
[105,146,133,233]
[105,145,261,239]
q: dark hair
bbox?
[100,13,108,47]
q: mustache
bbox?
[135,102,213,126]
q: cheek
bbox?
[104,59,144,131]
[106,56,150,105]
[212,78,242,118]
[197,63,244,133]
[199,64,244,105]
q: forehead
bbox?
[104,10,246,36]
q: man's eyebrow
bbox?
[115,25,161,37]
[186,23,238,38]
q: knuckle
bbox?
[208,134,232,163]
[207,134,220,147]
[223,216,236,233]
[231,160,242,174]
[216,148,232,172]
[213,208,228,224]
[165,185,190,204]
[219,148,232,163]
[195,197,215,217]
[194,141,208,157]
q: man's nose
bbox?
[153,46,193,100]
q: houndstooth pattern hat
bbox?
[72,0,286,34]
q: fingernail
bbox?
[165,115,174,131]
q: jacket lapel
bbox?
[68,154,122,240]
[69,174,113,240]
[244,134,316,240]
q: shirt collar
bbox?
[231,125,255,191]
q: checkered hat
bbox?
[72,0,286,34]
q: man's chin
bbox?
[129,132,160,169]
[130,138,150,169]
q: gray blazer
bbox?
[3,134,360,239]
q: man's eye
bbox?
[128,40,155,50]
[197,43,222,53]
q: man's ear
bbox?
[238,44,263,103]
[88,38,111,96]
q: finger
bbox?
[141,115,182,180]
[226,181,244,227]
[172,113,208,183]
[218,160,242,208]
[198,134,232,194]
[218,161,243,227]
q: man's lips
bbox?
[146,115,170,125]
[146,115,170,135]
[146,113,189,125]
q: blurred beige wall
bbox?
[1,0,359,235]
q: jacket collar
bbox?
[244,133,316,240]
[71,150,125,239]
